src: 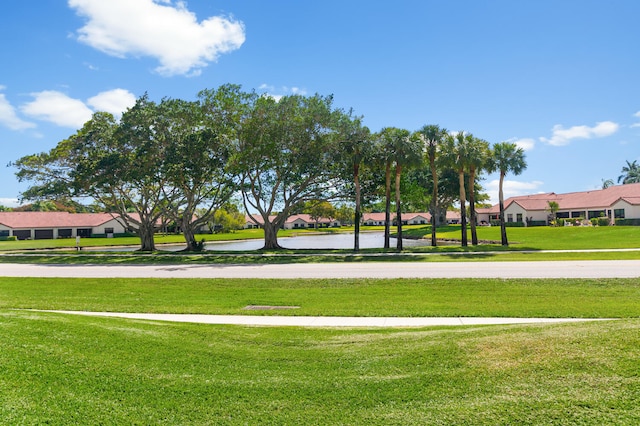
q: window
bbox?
[516,213,523,222]
[58,229,72,238]
[614,209,625,219]
[556,212,570,219]
[0,230,8,237]
[507,214,513,223]
[77,228,92,237]
[588,210,605,219]
[104,227,114,234]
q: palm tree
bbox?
[415,124,447,247]
[391,131,423,251]
[488,142,527,246]
[466,137,490,246]
[377,127,420,251]
[374,128,397,249]
[618,160,640,184]
[336,110,371,252]
[601,178,614,189]
[441,132,472,247]
[547,201,560,225]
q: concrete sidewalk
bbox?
[33,310,610,327]
[3,260,640,279]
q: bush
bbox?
[505,221,525,227]
[615,218,640,226]
[528,220,547,227]
[0,236,17,241]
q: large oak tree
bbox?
[236,93,343,249]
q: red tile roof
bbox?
[0,212,120,229]
[487,183,640,213]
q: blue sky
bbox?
[1,0,640,207]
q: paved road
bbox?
[2,260,640,278]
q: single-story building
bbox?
[244,211,462,229]
[476,183,640,226]
[244,214,340,230]
[0,211,129,240]
[362,212,461,226]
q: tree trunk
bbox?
[395,165,403,251]
[138,222,156,252]
[458,170,467,247]
[263,221,282,250]
[182,224,200,251]
[354,164,361,252]
[430,156,438,247]
[468,167,478,246]
[499,172,508,246]
[384,161,392,249]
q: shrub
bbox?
[0,236,17,241]
[528,220,547,227]
[616,218,640,226]
[505,221,525,227]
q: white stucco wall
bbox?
[91,217,128,235]
[611,200,640,222]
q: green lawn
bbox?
[2,277,640,318]
[2,225,640,264]
[3,224,640,253]
[2,277,640,423]
[405,224,640,250]
[2,226,640,423]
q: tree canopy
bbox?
[14,84,509,251]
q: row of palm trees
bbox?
[362,125,527,249]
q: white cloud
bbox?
[87,89,136,118]
[631,111,640,128]
[258,84,308,101]
[540,121,619,146]
[0,197,20,208]
[21,91,94,129]
[20,89,137,129]
[485,179,544,205]
[506,137,535,151]
[0,93,36,131]
[68,0,245,76]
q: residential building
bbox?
[244,214,340,230]
[244,211,461,229]
[0,212,129,240]
[476,183,640,226]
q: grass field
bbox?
[2,310,638,425]
[2,225,640,264]
[2,277,640,318]
[2,224,640,253]
[1,276,640,424]
[2,225,640,423]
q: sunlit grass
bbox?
[2,310,638,424]
[2,277,639,318]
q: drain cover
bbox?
[243,305,300,310]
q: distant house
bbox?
[476,183,640,226]
[361,212,461,226]
[244,214,340,230]
[244,211,461,229]
[0,212,129,240]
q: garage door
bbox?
[13,230,31,240]
[35,229,54,239]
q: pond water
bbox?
[92,232,433,252]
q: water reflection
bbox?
[92,232,432,252]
